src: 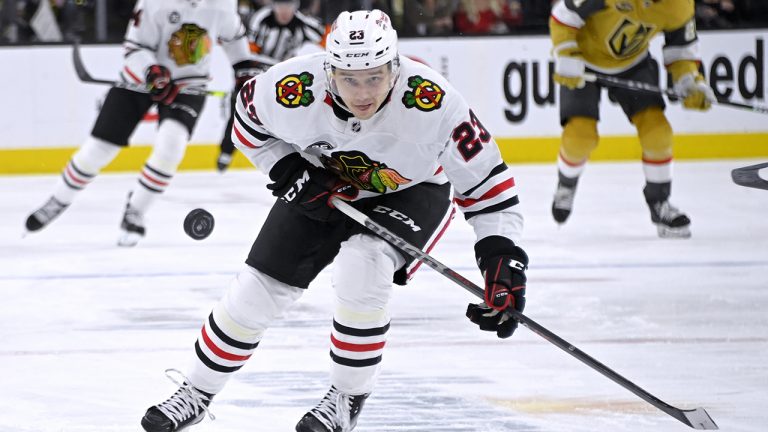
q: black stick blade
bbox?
[731,162,768,191]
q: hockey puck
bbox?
[183,208,215,240]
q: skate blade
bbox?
[117,231,143,247]
[656,224,691,239]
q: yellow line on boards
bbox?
[1,133,766,175]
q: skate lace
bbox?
[552,185,575,210]
[653,201,682,222]
[34,197,67,222]
[311,386,351,431]
[156,369,215,427]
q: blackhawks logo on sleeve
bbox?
[275,72,315,108]
[402,75,445,112]
[168,23,211,66]
[321,151,411,194]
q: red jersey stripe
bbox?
[233,122,259,149]
[123,66,143,84]
[455,178,515,208]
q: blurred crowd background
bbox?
[1,0,767,44]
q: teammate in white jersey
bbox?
[216,0,326,172]
[24,0,255,247]
[141,10,529,432]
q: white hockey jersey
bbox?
[122,0,251,88]
[232,54,524,244]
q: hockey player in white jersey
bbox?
[24,0,256,247]
[141,10,529,432]
[216,0,326,172]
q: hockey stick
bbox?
[330,197,718,430]
[584,72,768,115]
[731,162,768,190]
[72,41,228,98]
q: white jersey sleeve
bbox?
[218,7,251,66]
[437,90,524,245]
[122,0,159,84]
[231,71,297,174]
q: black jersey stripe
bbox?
[207,313,261,351]
[461,163,508,197]
[333,320,390,337]
[463,196,520,220]
[195,341,244,373]
[234,110,275,141]
[330,351,383,368]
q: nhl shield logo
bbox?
[275,72,315,108]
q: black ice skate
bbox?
[141,369,214,432]
[295,386,369,432]
[216,152,232,173]
[647,200,691,238]
[25,196,69,232]
[551,182,576,224]
[118,197,145,247]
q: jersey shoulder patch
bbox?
[401,74,446,112]
[274,71,316,108]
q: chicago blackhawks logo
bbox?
[168,23,211,66]
[402,75,445,112]
[321,151,410,194]
[275,72,315,108]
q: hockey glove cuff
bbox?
[554,54,586,90]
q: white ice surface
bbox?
[1,160,767,432]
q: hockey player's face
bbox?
[273,3,297,25]
[333,65,393,120]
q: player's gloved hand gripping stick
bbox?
[72,41,227,98]
[330,196,718,431]
[583,72,768,115]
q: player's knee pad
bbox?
[147,119,189,173]
[71,136,121,174]
[633,108,673,161]
[218,266,304,334]
[561,117,598,163]
[333,234,404,318]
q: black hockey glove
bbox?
[233,60,267,92]
[466,236,528,339]
[267,153,358,222]
[146,64,180,105]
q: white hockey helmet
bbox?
[325,10,399,71]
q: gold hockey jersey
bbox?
[550,0,700,78]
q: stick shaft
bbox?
[72,41,227,98]
[584,72,768,115]
[331,197,718,430]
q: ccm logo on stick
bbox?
[372,206,421,232]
